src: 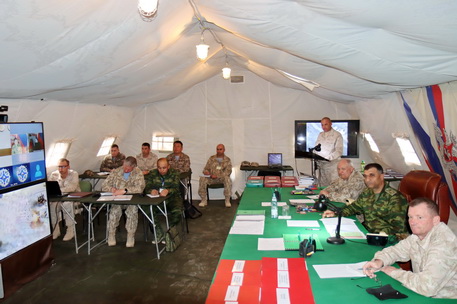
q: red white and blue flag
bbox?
[401,83,457,214]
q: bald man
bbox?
[314,117,343,186]
[319,159,365,203]
[198,144,232,208]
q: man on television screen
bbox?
[314,117,343,186]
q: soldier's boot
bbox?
[52,224,61,240]
[107,229,116,246]
[126,233,135,248]
[199,198,207,207]
[225,197,231,208]
[63,224,75,241]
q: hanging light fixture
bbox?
[138,0,159,20]
[222,66,231,80]
[222,51,231,79]
[196,29,209,60]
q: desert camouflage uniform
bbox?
[374,222,457,298]
[136,152,158,172]
[325,169,365,203]
[198,155,232,199]
[102,166,145,234]
[314,128,343,187]
[100,153,126,172]
[166,152,191,173]
[341,182,407,236]
[143,168,182,237]
[48,169,81,228]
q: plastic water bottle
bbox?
[271,192,278,219]
[360,160,366,173]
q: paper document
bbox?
[97,195,115,201]
[100,192,113,196]
[307,195,319,199]
[257,238,285,251]
[235,215,265,221]
[113,195,133,201]
[313,261,368,279]
[229,218,265,235]
[97,172,110,176]
[320,217,366,239]
[286,220,320,228]
[147,194,160,198]
[262,202,287,207]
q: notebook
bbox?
[268,153,282,168]
[46,181,65,198]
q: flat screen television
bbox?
[0,122,46,192]
[0,181,50,260]
[295,120,360,158]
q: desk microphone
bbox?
[325,200,345,245]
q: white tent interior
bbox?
[1,1,457,228]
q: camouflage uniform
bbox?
[314,128,343,186]
[198,155,232,199]
[136,152,158,172]
[48,169,81,235]
[325,169,365,203]
[373,222,457,298]
[166,152,191,173]
[102,166,145,235]
[100,153,126,172]
[341,182,407,236]
[143,168,183,237]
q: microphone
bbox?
[309,143,321,152]
[325,201,345,245]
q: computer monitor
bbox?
[268,153,282,167]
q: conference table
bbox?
[207,187,455,304]
[51,193,169,258]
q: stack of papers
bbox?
[97,195,133,201]
[229,212,265,235]
[320,217,366,239]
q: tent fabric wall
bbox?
[123,71,360,198]
[5,100,134,174]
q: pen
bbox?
[305,228,320,230]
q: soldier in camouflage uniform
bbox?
[320,159,365,203]
[166,140,191,173]
[136,142,158,175]
[102,156,145,248]
[198,144,232,208]
[143,158,182,242]
[364,198,457,299]
[100,144,126,172]
[323,163,408,238]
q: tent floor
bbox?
[3,199,238,304]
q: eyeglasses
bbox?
[352,276,382,289]
[58,166,68,169]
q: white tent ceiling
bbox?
[1,0,457,106]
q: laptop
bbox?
[46,181,66,198]
[268,153,283,168]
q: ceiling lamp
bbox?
[222,66,231,80]
[222,51,231,79]
[196,30,209,60]
[138,0,159,20]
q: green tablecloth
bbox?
[216,187,455,304]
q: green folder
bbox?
[282,233,324,251]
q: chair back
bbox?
[399,170,450,223]
[79,180,93,192]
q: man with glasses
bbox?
[100,144,126,172]
[48,158,81,241]
[102,156,145,248]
